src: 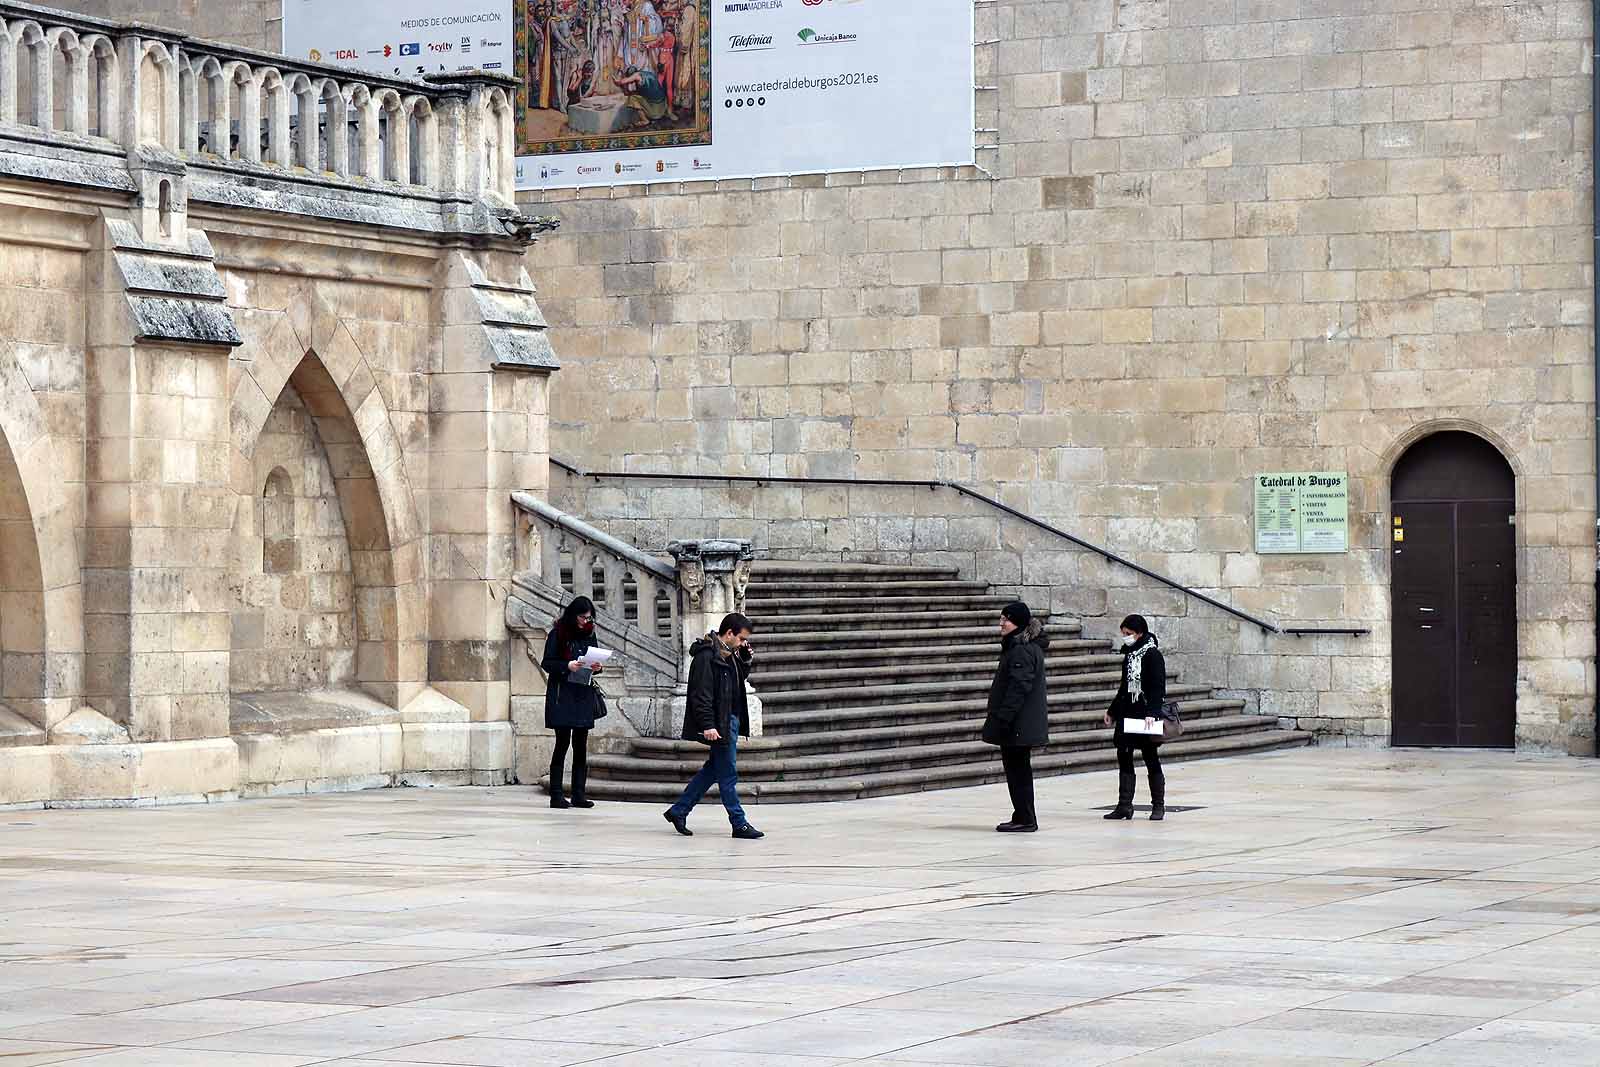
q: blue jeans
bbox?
[668,725,747,827]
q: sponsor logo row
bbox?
[538,157,716,181]
[730,27,859,50]
[725,0,865,10]
[309,36,505,67]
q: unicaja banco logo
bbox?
[798,27,857,44]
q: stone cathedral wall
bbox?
[65,0,1600,754]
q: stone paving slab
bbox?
[0,748,1597,1064]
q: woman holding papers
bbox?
[542,596,607,809]
[1102,614,1167,822]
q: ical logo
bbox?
[797,28,816,40]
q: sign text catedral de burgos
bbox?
[1254,472,1350,554]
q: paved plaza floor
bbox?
[1,747,1598,1066]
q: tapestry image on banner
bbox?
[517,0,712,156]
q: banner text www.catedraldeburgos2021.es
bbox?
[283,0,977,190]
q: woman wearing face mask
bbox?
[542,596,606,809]
[1102,614,1167,821]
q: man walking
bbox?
[981,601,1050,832]
[663,612,765,840]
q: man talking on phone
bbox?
[663,613,764,839]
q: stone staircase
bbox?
[571,561,1310,803]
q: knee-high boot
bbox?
[1105,761,1136,820]
[1147,756,1166,821]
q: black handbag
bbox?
[1156,700,1184,742]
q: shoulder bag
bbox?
[1157,699,1184,742]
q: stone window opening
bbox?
[261,466,295,574]
[157,179,173,237]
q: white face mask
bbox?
[1122,634,1139,647]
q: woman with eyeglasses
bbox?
[541,596,606,808]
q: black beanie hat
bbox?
[1002,601,1031,628]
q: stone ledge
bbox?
[0,739,239,807]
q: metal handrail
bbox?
[548,457,1282,635]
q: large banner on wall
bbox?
[284,0,976,190]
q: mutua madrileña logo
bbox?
[729,33,775,50]
[797,27,857,44]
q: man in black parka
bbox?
[663,612,765,840]
[982,601,1050,832]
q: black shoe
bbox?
[997,821,1038,833]
[731,823,765,840]
[1103,807,1133,820]
[571,797,595,809]
[1150,806,1165,821]
[550,794,570,809]
[663,810,692,836]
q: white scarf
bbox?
[1125,639,1154,701]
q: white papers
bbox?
[1122,717,1165,736]
[576,648,614,669]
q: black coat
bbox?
[1109,635,1166,744]
[681,634,751,744]
[982,619,1050,748]
[542,627,604,730]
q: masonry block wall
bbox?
[524,0,1598,754]
[49,0,283,51]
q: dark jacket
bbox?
[982,618,1050,748]
[681,633,752,745]
[1109,634,1166,744]
[542,627,604,729]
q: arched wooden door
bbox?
[1390,432,1516,748]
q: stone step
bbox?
[753,653,1129,691]
[761,682,1218,733]
[555,730,1311,804]
[750,562,959,581]
[751,608,1029,632]
[745,593,1019,615]
[0,705,45,749]
[631,699,1250,759]
[756,668,1180,709]
[748,580,992,598]
[752,622,1085,651]
[598,713,1275,782]
[754,637,1106,668]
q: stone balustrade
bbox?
[0,1,526,237]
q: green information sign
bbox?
[1254,471,1349,554]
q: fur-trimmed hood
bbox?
[1006,617,1051,651]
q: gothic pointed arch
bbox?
[228,288,425,708]
[0,345,83,728]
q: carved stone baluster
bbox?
[236,66,261,163]
[176,53,198,153]
[605,560,627,621]
[387,99,410,183]
[29,30,53,130]
[289,77,316,170]
[0,32,17,125]
[58,34,88,135]
[351,88,379,179]
[264,72,291,166]
[637,572,659,637]
[572,544,595,601]
[322,83,347,175]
